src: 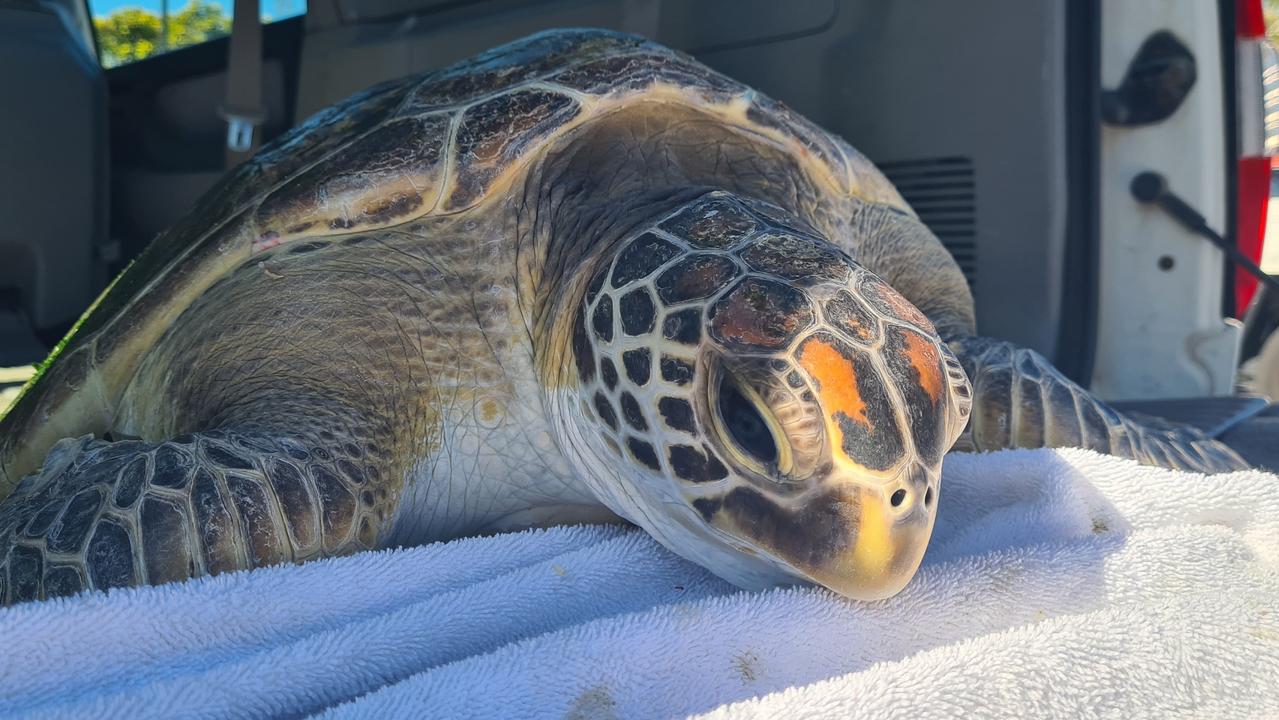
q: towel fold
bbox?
[1,448,1276,719]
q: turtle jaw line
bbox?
[686,461,939,599]
[544,382,804,593]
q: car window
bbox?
[88,0,305,68]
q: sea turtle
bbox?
[0,29,1248,605]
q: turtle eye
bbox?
[716,373,778,465]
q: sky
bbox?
[89,0,305,23]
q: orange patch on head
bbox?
[798,338,869,428]
[901,332,943,403]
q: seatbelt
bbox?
[219,0,265,168]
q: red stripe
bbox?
[1238,0,1266,38]
[1236,155,1269,315]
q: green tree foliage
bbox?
[1268,0,1279,49]
[94,1,232,67]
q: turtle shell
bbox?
[0,27,909,485]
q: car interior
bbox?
[1,0,1277,469]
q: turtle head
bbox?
[561,191,972,600]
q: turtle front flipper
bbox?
[948,336,1249,473]
[0,430,384,604]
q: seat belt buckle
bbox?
[218,105,266,154]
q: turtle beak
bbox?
[796,478,935,601]
[694,465,937,601]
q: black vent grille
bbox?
[877,157,977,286]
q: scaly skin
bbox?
[949,336,1248,473]
[543,191,970,598]
[0,431,378,599]
[0,29,1251,605]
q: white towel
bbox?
[0,448,1276,719]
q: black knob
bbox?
[1130,171,1167,203]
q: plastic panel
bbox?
[0,1,108,331]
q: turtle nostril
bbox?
[924,487,934,507]
[890,488,907,507]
